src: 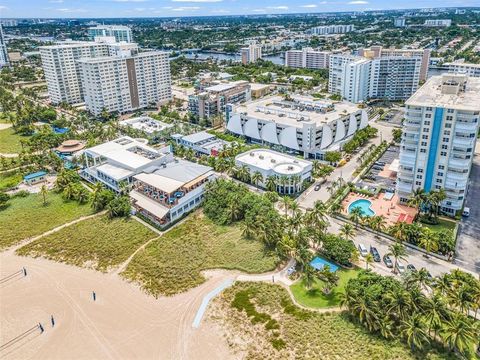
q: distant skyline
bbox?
[0,0,479,18]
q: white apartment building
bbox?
[235,149,312,194]
[226,95,368,159]
[397,74,480,215]
[394,17,406,27]
[307,24,355,35]
[424,19,452,27]
[329,55,371,103]
[285,48,330,69]
[0,25,10,67]
[445,62,480,78]
[241,41,262,64]
[77,51,171,115]
[88,25,133,43]
[80,136,174,192]
[40,39,137,105]
[0,19,18,27]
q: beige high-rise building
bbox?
[241,41,262,64]
[285,48,330,69]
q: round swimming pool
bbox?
[348,199,375,217]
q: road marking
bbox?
[192,279,234,329]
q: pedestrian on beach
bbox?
[92,291,96,301]
[272,275,275,283]
[51,315,55,327]
[23,267,27,276]
[39,323,44,333]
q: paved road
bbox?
[328,216,477,278]
[454,140,480,274]
[297,121,394,209]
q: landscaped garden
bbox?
[290,268,360,309]
[122,212,280,296]
[0,191,93,249]
[211,282,457,360]
[0,170,22,191]
[16,215,157,272]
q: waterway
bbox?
[181,51,284,65]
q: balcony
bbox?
[396,180,413,194]
[399,152,417,166]
[455,122,478,132]
[452,137,475,147]
[448,157,471,169]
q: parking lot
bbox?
[356,145,399,192]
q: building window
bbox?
[441,151,447,156]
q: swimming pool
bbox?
[348,199,375,217]
[310,256,339,272]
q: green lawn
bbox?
[422,218,456,233]
[0,192,93,249]
[0,127,28,154]
[0,170,22,191]
[17,216,157,272]
[122,212,279,297]
[213,282,455,360]
[290,268,360,308]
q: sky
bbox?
[0,0,479,18]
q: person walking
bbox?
[51,315,55,327]
[23,267,27,277]
[92,291,96,301]
[39,323,44,333]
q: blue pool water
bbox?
[310,257,339,272]
[348,199,375,217]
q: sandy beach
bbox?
[0,251,237,360]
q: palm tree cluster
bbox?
[342,125,378,154]
[311,160,334,182]
[341,269,480,357]
[408,188,447,224]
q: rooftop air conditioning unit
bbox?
[259,155,264,159]
[271,159,276,163]
[249,152,254,156]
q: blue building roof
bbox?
[24,171,47,181]
[53,127,69,134]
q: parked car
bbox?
[314,184,321,191]
[407,264,417,272]
[369,246,381,262]
[383,255,393,268]
[462,207,470,217]
[396,261,406,274]
[358,244,368,257]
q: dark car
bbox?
[314,184,321,191]
[407,264,417,272]
[383,254,393,268]
[369,246,381,262]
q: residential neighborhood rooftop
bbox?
[236,149,311,174]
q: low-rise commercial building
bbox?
[172,131,229,156]
[250,83,272,99]
[226,95,368,159]
[80,136,173,192]
[188,81,251,119]
[130,160,215,227]
[285,48,330,69]
[235,149,312,194]
[119,116,173,135]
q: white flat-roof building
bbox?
[80,136,173,192]
[307,24,355,35]
[394,17,407,27]
[0,25,9,68]
[130,159,215,227]
[172,131,229,156]
[226,95,368,159]
[329,55,372,103]
[424,19,452,27]
[88,25,133,43]
[119,116,173,135]
[397,74,480,215]
[445,62,480,78]
[235,149,312,194]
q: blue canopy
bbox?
[24,171,47,181]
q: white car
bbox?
[396,261,406,274]
[358,244,368,257]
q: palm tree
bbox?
[40,184,48,206]
[90,182,105,211]
[424,293,448,337]
[340,223,355,241]
[365,253,374,270]
[408,267,433,291]
[280,196,292,217]
[241,217,255,239]
[386,242,408,274]
[408,188,426,217]
[302,265,316,290]
[250,171,263,188]
[317,266,339,295]
[237,165,251,183]
[442,314,477,355]
[386,287,412,320]
[349,207,364,229]
[400,313,429,351]
[389,221,409,243]
[265,175,277,192]
[378,315,394,339]
[419,228,439,259]
[368,215,386,237]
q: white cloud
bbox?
[171,6,201,10]
[113,0,148,2]
[172,0,222,2]
[55,8,88,12]
[49,0,64,3]
[0,5,8,10]
[212,9,230,13]
[267,5,288,10]
[348,0,368,4]
[300,4,317,8]
[252,8,266,12]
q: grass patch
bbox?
[0,127,28,154]
[421,218,456,233]
[213,282,456,359]
[0,170,22,191]
[290,268,360,308]
[17,216,156,272]
[122,212,279,296]
[0,191,93,249]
